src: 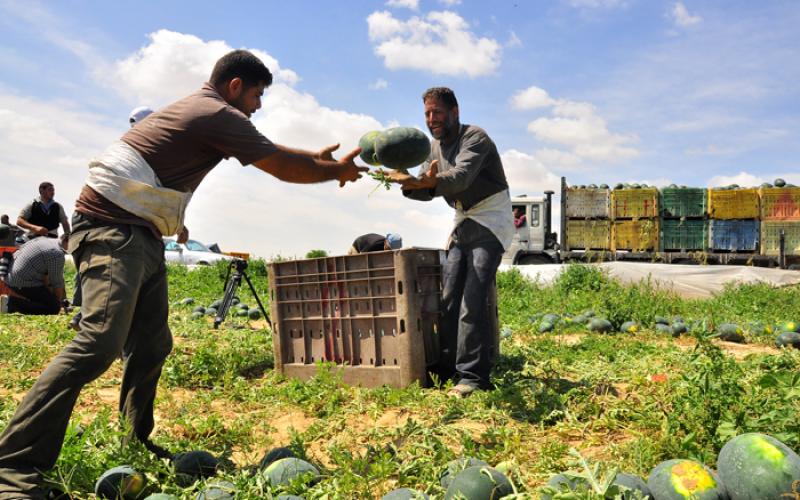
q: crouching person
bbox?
[0,234,67,315]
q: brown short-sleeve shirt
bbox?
[75,83,279,231]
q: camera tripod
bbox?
[214,258,272,330]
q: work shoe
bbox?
[447,383,478,399]
[0,294,8,314]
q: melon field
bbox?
[1,262,799,499]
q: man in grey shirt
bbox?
[390,87,514,398]
[0,236,66,315]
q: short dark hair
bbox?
[422,87,458,109]
[210,50,273,88]
[39,181,53,191]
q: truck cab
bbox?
[502,192,559,265]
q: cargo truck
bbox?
[503,177,799,268]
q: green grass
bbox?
[0,261,798,498]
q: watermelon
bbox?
[259,447,297,469]
[247,308,261,320]
[235,309,249,317]
[655,316,670,325]
[195,481,236,500]
[588,318,614,333]
[588,184,597,189]
[717,432,800,499]
[374,127,431,170]
[613,472,651,499]
[236,303,249,310]
[381,488,429,499]
[192,306,206,314]
[615,183,624,190]
[174,450,219,479]
[205,307,217,317]
[717,324,745,343]
[443,465,513,500]
[538,321,555,333]
[143,495,178,500]
[647,459,727,499]
[439,457,489,488]
[499,326,512,339]
[671,315,685,324]
[582,309,596,318]
[620,321,639,333]
[180,298,195,306]
[263,457,320,487]
[190,312,204,320]
[671,322,688,337]
[599,184,609,189]
[774,178,787,187]
[776,331,800,348]
[358,130,383,166]
[779,321,800,333]
[656,323,673,335]
[572,314,588,325]
[210,299,223,309]
[543,313,560,324]
[95,465,147,499]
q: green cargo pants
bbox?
[0,218,172,499]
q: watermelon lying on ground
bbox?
[443,465,513,499]
[776,331,800,348]
[381,488,430,499]
[374,127,431,170]
[263,457,320,487]
[717,432,800,499]
[439,457,489,489]
[94,465,147,499]
[647,459,727,499]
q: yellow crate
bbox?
[760,188,800,221]
[707,188,759,219]
[566,219,611,250]
[611,188,659,219]
[613,219,659,251]
[761,221,800,256]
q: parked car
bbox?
[163,238,233,266]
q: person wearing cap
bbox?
[0,49,367,499]
[0,234,67,316]
[387,87,513,399]
[16,182,71,240]
[129,106,154,127]
[348,232,402,254]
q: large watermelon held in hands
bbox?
[647,459,727,499]
[717,432,800,499]
[358,130,382,166]
[374,127,431,170]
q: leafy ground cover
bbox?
[0,262,798,498]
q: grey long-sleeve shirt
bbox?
[403,124,508,211]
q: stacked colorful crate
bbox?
[611,187,659,251]
[660,187,707,252]
[759,187,800,256]
[564,185,611,251]
[707,188,760,252]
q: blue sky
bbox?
[1,0,798,257]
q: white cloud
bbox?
[707,172,764,188]
[510,86,556,111]
[502,149,562,197]
[670,2,702,27]
[366,10,502,77]
[107,30,299,107]
[369,78,389,90]
[526,99,639,163]
[386,0,419,10]
[506,31,523,48]
[438,0,462,5]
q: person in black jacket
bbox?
[348,233,402,254]
[16,182,71,240]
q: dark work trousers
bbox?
[436,218,504,390]
[0,219,173,500]
[72,272,82,307]
[7,286,60,315]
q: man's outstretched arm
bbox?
[253,145,368,187]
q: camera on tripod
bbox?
[214,258,271,330]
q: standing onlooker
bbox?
[388,87,513,398]
[16,182,71,240]
[0,236,66,315]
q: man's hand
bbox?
[34,226,48,236]
[177,226,189,244]
[335,147,369,187]
[387,160,439,190]
[317,143,340,161]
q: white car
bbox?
[163,238,233,266]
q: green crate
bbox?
[660,188,707,218]
[661,218,707,251]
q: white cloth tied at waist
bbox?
[86,141,192,236]
[451,189,514,251]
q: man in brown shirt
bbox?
[0,49,366,500]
